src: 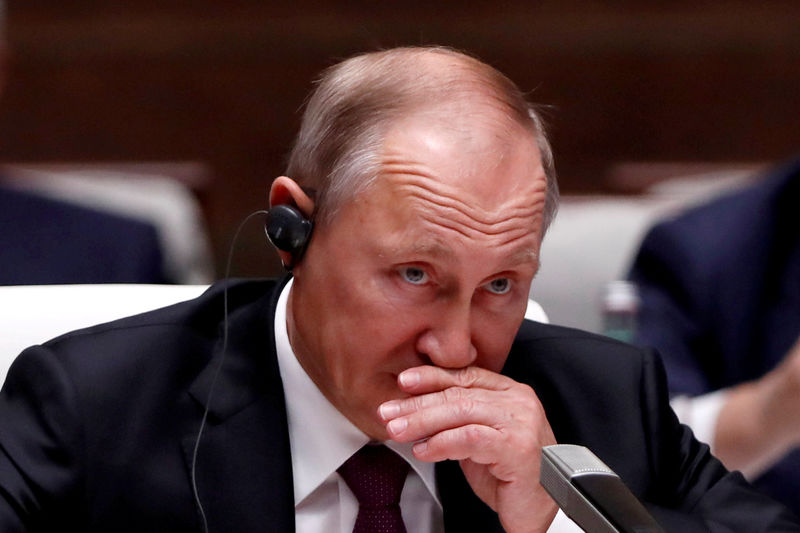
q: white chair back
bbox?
[0,284,208,385]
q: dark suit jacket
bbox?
[629,157,800,512]
[1,278,797,532]
[0,184,168,285]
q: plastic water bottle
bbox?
[602,281,640,343]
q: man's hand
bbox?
[378,365,558,533]
[716,334,800,477]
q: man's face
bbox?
[287,113,548,439]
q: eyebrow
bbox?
[507,247,539,266]
[405,240,455,260]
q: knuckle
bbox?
[514,382,536,398]
[442,386,464,403]
[455,397,476,419]
[510,383,540,410]
[462,424,484,446]
[516,435,538,457]
[411,395,428,411]
[458,366,480,387]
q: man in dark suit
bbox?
[629,157,800,515]
[0,184,169,284]
[1,47,797,532]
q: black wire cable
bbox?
[190,209,270,533]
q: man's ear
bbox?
[268,177,315,269]
[269,176,314,217]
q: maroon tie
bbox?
[337,445,410,533]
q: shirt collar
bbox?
[274,278,440,507]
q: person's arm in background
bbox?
[713,337,800,478]
[629,214,800,480]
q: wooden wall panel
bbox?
[2,2,799,277]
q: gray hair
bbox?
[286,46,559,232]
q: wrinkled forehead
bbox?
[378,110,544,204]
[332,113,548,261]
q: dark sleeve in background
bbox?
[627,156,800,516]
[0,185,169,285]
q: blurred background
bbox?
[2,0,799,281]
[4,2,800,511]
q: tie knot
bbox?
[338,444,410,507]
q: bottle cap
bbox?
[603,281,640,313]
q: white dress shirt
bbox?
[669,391,729,460]
[275,278,581,532]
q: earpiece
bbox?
[264,204,313,268]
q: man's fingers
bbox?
[383,391,523,442]
[380,385,476,421]
[397,364,514,394]
[411,424,503,464]
[411,425,545,482]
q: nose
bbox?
[416,300,478,369]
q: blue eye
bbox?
[485,278,511,295]
[400,267,428,285]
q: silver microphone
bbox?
[540,444,664,533]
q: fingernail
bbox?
[379,402,399,420]
[413,440,427,454]
[387,417,408,435]
[399,370,420,388]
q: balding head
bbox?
[286,46,558,231]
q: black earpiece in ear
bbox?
[265,204,313,268]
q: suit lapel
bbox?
[182,278,295,532]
